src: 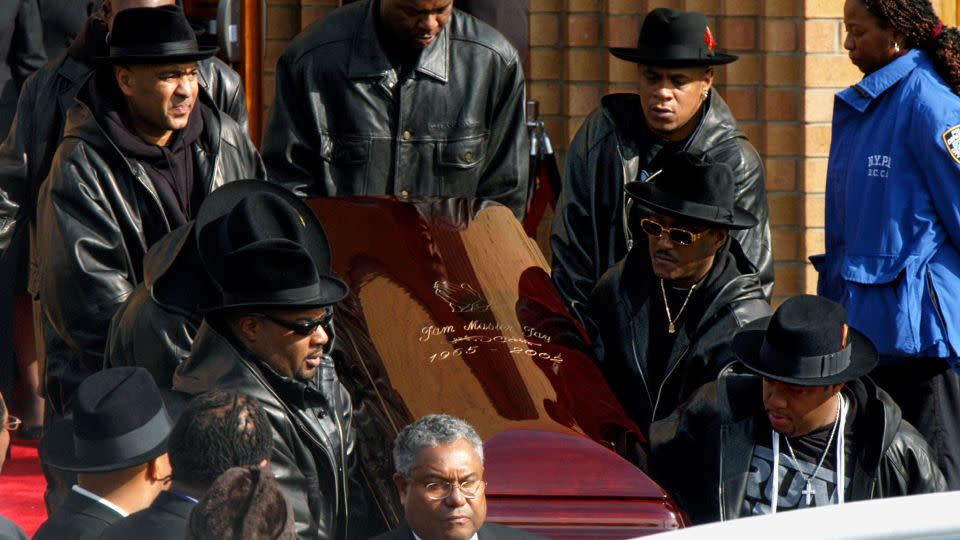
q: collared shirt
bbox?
[221,321,331,411]
[71,485,128,518]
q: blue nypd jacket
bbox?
[818,49,960,361]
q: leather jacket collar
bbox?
[217,320,330,411]
[348,0,449,83]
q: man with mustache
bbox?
[552,7,773,327]
[372,414,543,540]
[262,0,528,218]
[34,5,263,418]
[649,295,945,524]
[173,182,378,540]
[587,152,770,437]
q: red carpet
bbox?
[0,437,47,537]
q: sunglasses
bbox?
[254,310,333,336]
[640,218,708,246]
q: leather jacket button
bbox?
[401,130,412,141]
[400,189,410,198]
[464,151,474,162]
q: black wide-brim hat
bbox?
[733,295,879,386]
[40,368,190,473]
[96,5,217,64]
[625,151,757,229]
[195,180,348,311]
[610,8,737,67]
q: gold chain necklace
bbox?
[660,279,696,334]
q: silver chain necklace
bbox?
[781,394,844,505]
[659,279,696,334]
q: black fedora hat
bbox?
[98,5,217,64]
[733,295,879,386]
[40,367,189,473]
[610,8,737,67]
[625,151,757,229]
[196,180,348,311]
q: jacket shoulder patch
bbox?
[943,125,960,164]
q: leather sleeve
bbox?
[105,290,196,389]
[550,113,620,326]
[0,152,26,255]
[338,379,388,539]
[648,382,720,511]
[722,140,773,300]
[268,417,323,540]
[37,141,135,413]
[205,57,250,137]
[261,52,324,198]
[474,50,529,219]
[878,420,947,496]
[0,69,41,254]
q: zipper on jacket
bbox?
[332,380,348,538]
[926,267,950,337]
[718,430,726,522]
[243,361,344,536]
[651,345,690,425]
[74,100,173,233]
[132,167,171,231]
[628,327,654,413]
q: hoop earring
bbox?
[894,42,901,53]
[702,89,709,100]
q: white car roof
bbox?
[645,492,960,540]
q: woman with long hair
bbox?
[819,0,960,489]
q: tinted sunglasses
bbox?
[254,310,333,336]
[639,218,708,246]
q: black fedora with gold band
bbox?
[733,295,879,386]
[610,8,738,67]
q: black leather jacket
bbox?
[0,16,248,272]
[174,321,370,540]
[551,92,773,325]
[588,240,771,436]
[261,0,529,217]
[649,373,946,524]
[105,223,208,388]
[37,88,264,415]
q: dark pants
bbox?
[41,405,75,514]
[871,358,960,490]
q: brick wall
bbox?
[258,0,956,305]
[528,0,814,304]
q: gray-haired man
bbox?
[374,414,543,540]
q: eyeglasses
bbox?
[422,479,486,500]
[254,310,333,336]
[639,218,709,246]
[5,415,20,431]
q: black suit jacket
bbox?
[33,489,124,540]
[370,522,545,540]
[98,491,193,540]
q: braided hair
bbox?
[861,0,960,95]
